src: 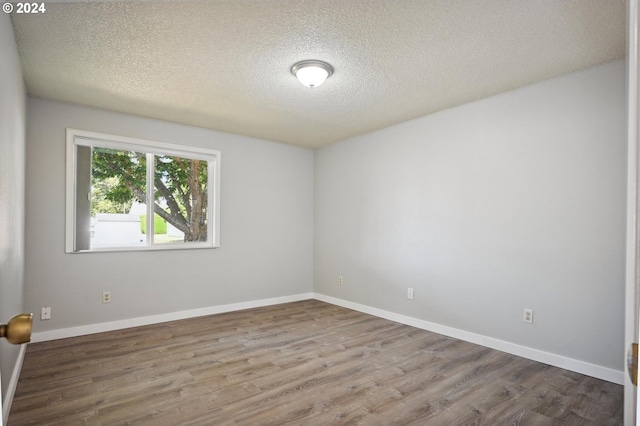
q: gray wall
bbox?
[17,49,627,384]
[25,99,314,331]
[314,60,626,370]
[0,13,27,406]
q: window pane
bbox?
[90,147,147,249]
[153,155,208,244]
[67,129,220,253]
[75,145,92,251]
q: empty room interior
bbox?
[0,1,637,425]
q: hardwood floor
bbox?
[9,300,622,425]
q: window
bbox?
[65,129,220,252]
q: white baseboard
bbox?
[2,343,26,426]
[31,293,314,343]
[312,293,625,385]
[27,291,623,386]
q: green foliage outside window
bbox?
[140,214,167,235]
[91,147,208,242]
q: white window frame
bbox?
[65,128,221,253]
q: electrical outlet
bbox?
[102,291,111,304]
[523,308,533,324]
[407,288,414,300]
[338,276,344,285]
[41,306,51,320]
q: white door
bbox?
[0,368,3,426]
[626,1,640,425]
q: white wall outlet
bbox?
[407,287,414,300]
[523,308,533,324]
[102,291,111,304]
[41,306,51,320]
[338,276,344,285]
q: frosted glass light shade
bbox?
[296,66,328,88]
[291,60,333,88]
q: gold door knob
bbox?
[0,313,33,344]
[628,343,638,386]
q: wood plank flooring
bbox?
[9,300,623,425]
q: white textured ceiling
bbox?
[11,1,625,148]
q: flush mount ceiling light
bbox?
[291,60,334,89]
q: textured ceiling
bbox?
[11,1,625,148]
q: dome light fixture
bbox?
[291,60,333,89]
